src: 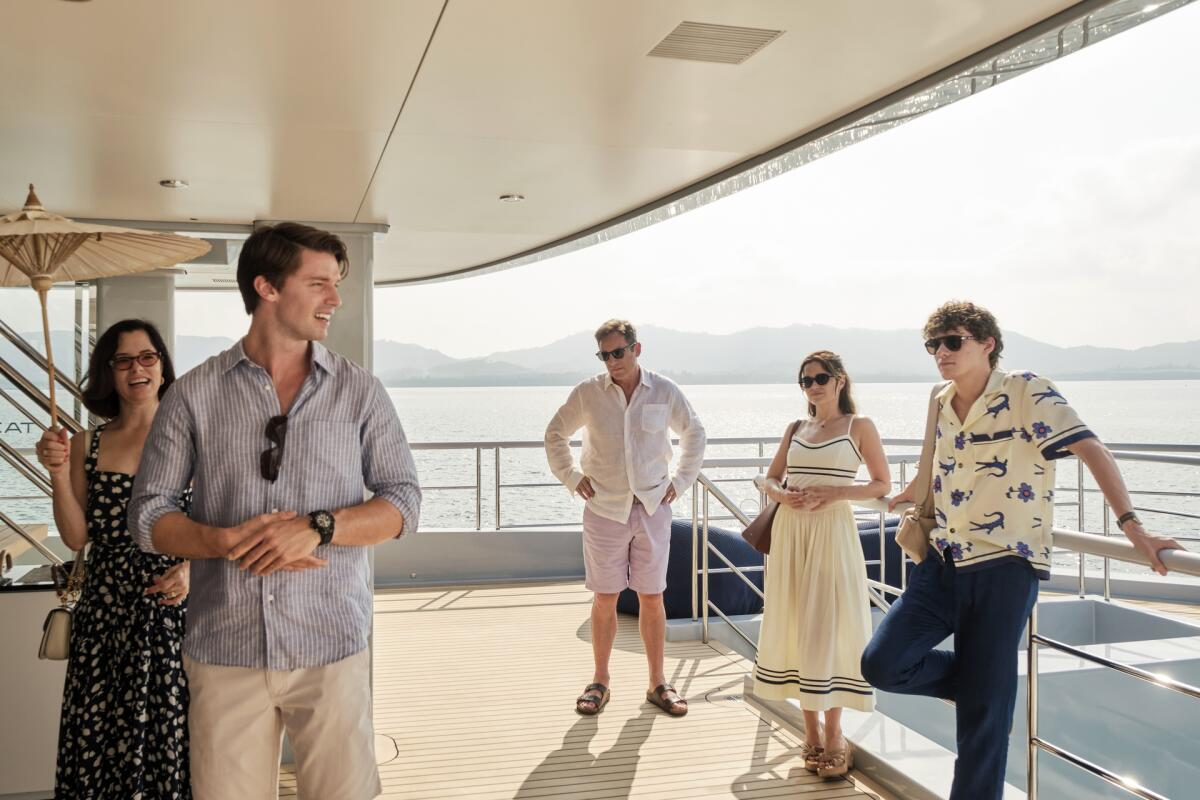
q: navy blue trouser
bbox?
[860,549,1039,800]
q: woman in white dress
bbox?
[753,350,891,778]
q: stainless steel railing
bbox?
[687,448,1199,800]
[1027,530,1200,800]
[0,317,86,404]
[0,508,63,566]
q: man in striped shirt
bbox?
[130,223,421,800]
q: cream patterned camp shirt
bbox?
[929,369,1095,578]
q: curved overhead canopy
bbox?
[0,0,1141,285]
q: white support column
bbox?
[323,231,376,370]
[94,273,176,352]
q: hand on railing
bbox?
[1122,526,1185,576]
[887,482,917,513]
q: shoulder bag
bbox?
[741,419,802,555]
[895,383,949,563]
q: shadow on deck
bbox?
[280,581,889,799]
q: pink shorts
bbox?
[582,502,672,595]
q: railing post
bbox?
[1102,499,1111,601]
[74,282,85,425]
[878,509,887,594]
[494,447,501,531]
[1027,602,1039,800]
[1077,459,1086,597]
[702,486,710,644]
[899,459,909,593]
[475,447,482,531]
[691,480,699,622]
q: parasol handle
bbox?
[31,276,58,430]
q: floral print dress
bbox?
[54,425,191,799]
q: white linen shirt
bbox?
[544,369,706,523]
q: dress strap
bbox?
[84,424,104,471]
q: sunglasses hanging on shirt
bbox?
[260,415,288,482]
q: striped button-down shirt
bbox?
[130,340,421,670]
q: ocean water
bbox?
[4,380,1198,576]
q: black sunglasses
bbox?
[924,335,980,355]
[110,351,162,370]
[799,373,835,389]
[595,342,637,362]
[260,415,288,482]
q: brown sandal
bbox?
[575,683,610,715]
[800,742,825,772]
[817,742,852,779]
[646,684,688,716]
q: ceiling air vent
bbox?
[648,21,784,65]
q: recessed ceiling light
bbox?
[498,194,525,203]
[159,179,189,189]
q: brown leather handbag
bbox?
[741,420,802,555]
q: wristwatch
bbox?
[1116,510,1141,531]
[309,510,335,546]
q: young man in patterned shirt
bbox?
[861,300,1181,800]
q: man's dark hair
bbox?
[81,319,176,419]
[594,319,637,345]
[923,300,1004,368]
[236,222,349,314]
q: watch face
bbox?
[315,511,333,529]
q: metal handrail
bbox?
[0,509,63,566]
[0,356,84,435]
[0,439,52,496]
[687,453,1199,799]
[394,436,1198,530]
[0,317,85,401]
[1028,527,1200,800]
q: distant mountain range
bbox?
[5,325,1200,388]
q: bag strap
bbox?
[63,429,90,589]
[911,383,948,514]
[779,419,802,488]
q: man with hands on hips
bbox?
[129,222,421,800]
[545,319,705,718]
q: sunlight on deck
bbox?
[280,582,888,799]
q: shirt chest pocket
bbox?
[293,420,362,474]
[966,430,1017,480]
[641,403,669,433]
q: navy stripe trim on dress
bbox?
[785,467,858,477]
[753,677,875,695]
[791,436,852,450]
[754,668,871,687]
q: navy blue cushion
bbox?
[856,514,910,591]
[617,514,912,619]
[618,519,764,619]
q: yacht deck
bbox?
[280,582,889,799]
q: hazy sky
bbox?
[5,4,1199,359]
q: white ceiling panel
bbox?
[0,0,1092,284]
[0,0,445,220]
[362,0,1080,282]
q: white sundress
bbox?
[752,417,875,712]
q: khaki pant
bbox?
[185,650,380,800]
